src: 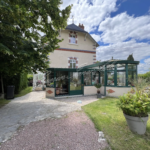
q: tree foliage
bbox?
[0,0,72,76]
[127,54,134,61]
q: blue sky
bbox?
[61,0,150,74]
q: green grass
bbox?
[82,97,150,150]
[15,86,33,97]
[0,99,11,108]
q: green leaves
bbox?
[0,0,71,76]
[117,91,150,117]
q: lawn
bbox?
[82,97,150,150]
[15,87,33,97]
[0,99,11,108]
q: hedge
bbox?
[0,72,28,94]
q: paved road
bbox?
[0,91,98,143]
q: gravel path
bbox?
[0,91,98,144]
[0,111,108,150]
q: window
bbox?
[46,71,54,87]
[128,64,136,70]
[117,64,126,70]
[70,59,76,68]
[128,71,136,86]
[106,64,115,70]
[100,72,104,85]
[117,72,126,86]
[69,33,77,44]
[84,72,91,85]
[107,71,114,86]
[92,72,99,85]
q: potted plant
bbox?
[117,91,150,134]
[94,83,102,98]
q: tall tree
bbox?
[127,54,134,61]
[0,0,72,97]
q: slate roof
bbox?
[66,24,87,33]
[65,23,99,47]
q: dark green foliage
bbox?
[1,72,28,94]
[0,0,71,96]
[0,0,72,75]
[138,71,150,81]
[127,54,134,61]
[94,83,102,89]
[117,92,150,117]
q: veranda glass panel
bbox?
[46,71,54,87]
[100,72,104,85]
[84,72,91,85]
[128,71,136,86]
[128,64,136,70]
[117,72,126,86]
[70,72,82,91]
[55,71,69,96]
[107,71,114,86]
[106,64,115,70]
[92,72,99,85]
[117,64,126,70]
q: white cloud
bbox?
[98,12,150,43]
[91,34,101,42]
[61,0,118,32]
[97,39,150,61]
[144,58,150,64]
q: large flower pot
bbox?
[124,113,148,135]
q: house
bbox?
[48,23,99,68]
[45,23,139,98]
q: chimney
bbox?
[78,23,84,30]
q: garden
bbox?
[83,77,150,150]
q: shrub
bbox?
[117,92,150,117]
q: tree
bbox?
[127,54,134,61]
[0,0,72,98]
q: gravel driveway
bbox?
[0,91,98,144]
[0,111,108,150]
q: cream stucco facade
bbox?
[48,29,96,68]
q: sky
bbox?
[61,0,150,74]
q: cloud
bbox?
[98,12,150,44]
[61,0,118,32]
[144,58,150,64]
[91,34,101,42]
[96,39,150,61]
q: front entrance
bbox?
[69,72,83,95]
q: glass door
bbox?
[70,72,83,95]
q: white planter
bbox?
[124,113,148,135]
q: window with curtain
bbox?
[100,72,104,85]
[70,34,76,44]
[117,72,126,86]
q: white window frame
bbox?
[70,34,76,44]
[70,59,76,68]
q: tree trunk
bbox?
[1,75,4,99]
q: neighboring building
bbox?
[48,23,99,68]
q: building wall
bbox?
[84,86,104,96]
[106,87,133,97]
[58,30,96,51]
[46,88,55,98]
[48,30,96,68]
[49,50,95,68]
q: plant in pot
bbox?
[94,83,102,98]
[73,78,78,87]
[117,78,150,135]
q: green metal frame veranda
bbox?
[46,60,139,96]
